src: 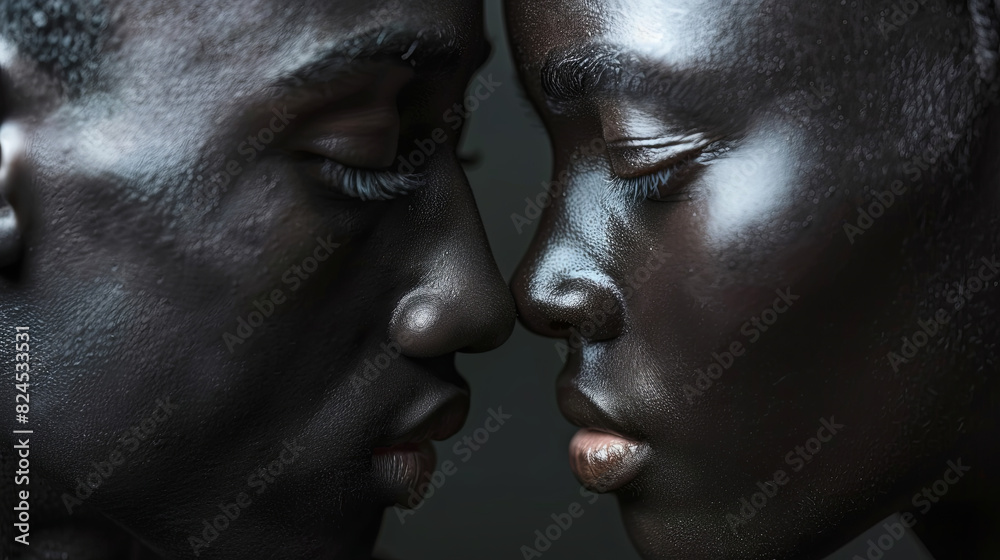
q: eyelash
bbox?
[314,158,425,202]
[611,167,678,201]
[609,160,702,203]
[609,143,726,202]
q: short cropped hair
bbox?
[0,0,110,96]
[970,0,1000,82]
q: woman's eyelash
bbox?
[610,164,699,202]
[317,159,425,201]
[611,167,681,201]
[609,142,726,202]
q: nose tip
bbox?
[512,266,624,342]
[390,281,516,358]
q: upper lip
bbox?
[556,356,644,443]
[379,387,470,448]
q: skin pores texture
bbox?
[508,0,1000,559]
[0,1,514,558]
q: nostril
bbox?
[549,320,573,333]
[515,274,625,342]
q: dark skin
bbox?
[0,1,513,558]
[508,0,1000,559]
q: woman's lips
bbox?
[569,428,650,493]
[372,441,437,507]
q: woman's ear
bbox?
[0,201,21,268]
[0,94,25,269]
[970,0,1000,83]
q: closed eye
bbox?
[610,165,696,201]
[298,154,426,202]
[608,140,724,202]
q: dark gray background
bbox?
[376,2,934,559]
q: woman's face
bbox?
[509,0,998,558]
[1,0,513,557]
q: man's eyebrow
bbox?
[270,26,485,94]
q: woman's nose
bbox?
[512,244,625,343]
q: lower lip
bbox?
[569,429,650,493]
[372,441,436,508]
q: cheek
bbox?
[695,126,805,252]
[631,126,865,340]
[689,126,858,287]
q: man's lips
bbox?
[372,391,469,506]
[569,428,650,493]
[372,441,437,507]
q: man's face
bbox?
[0,0,513,557]
[509,0,996,558]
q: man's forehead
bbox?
[37,0,484,102]
[117,0,481,30]
[115,0,483,59]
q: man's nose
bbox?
[389,200,515,359]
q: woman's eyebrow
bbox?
[269,26,486,95]
[538,43,708,112]
[540,44,651,102]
